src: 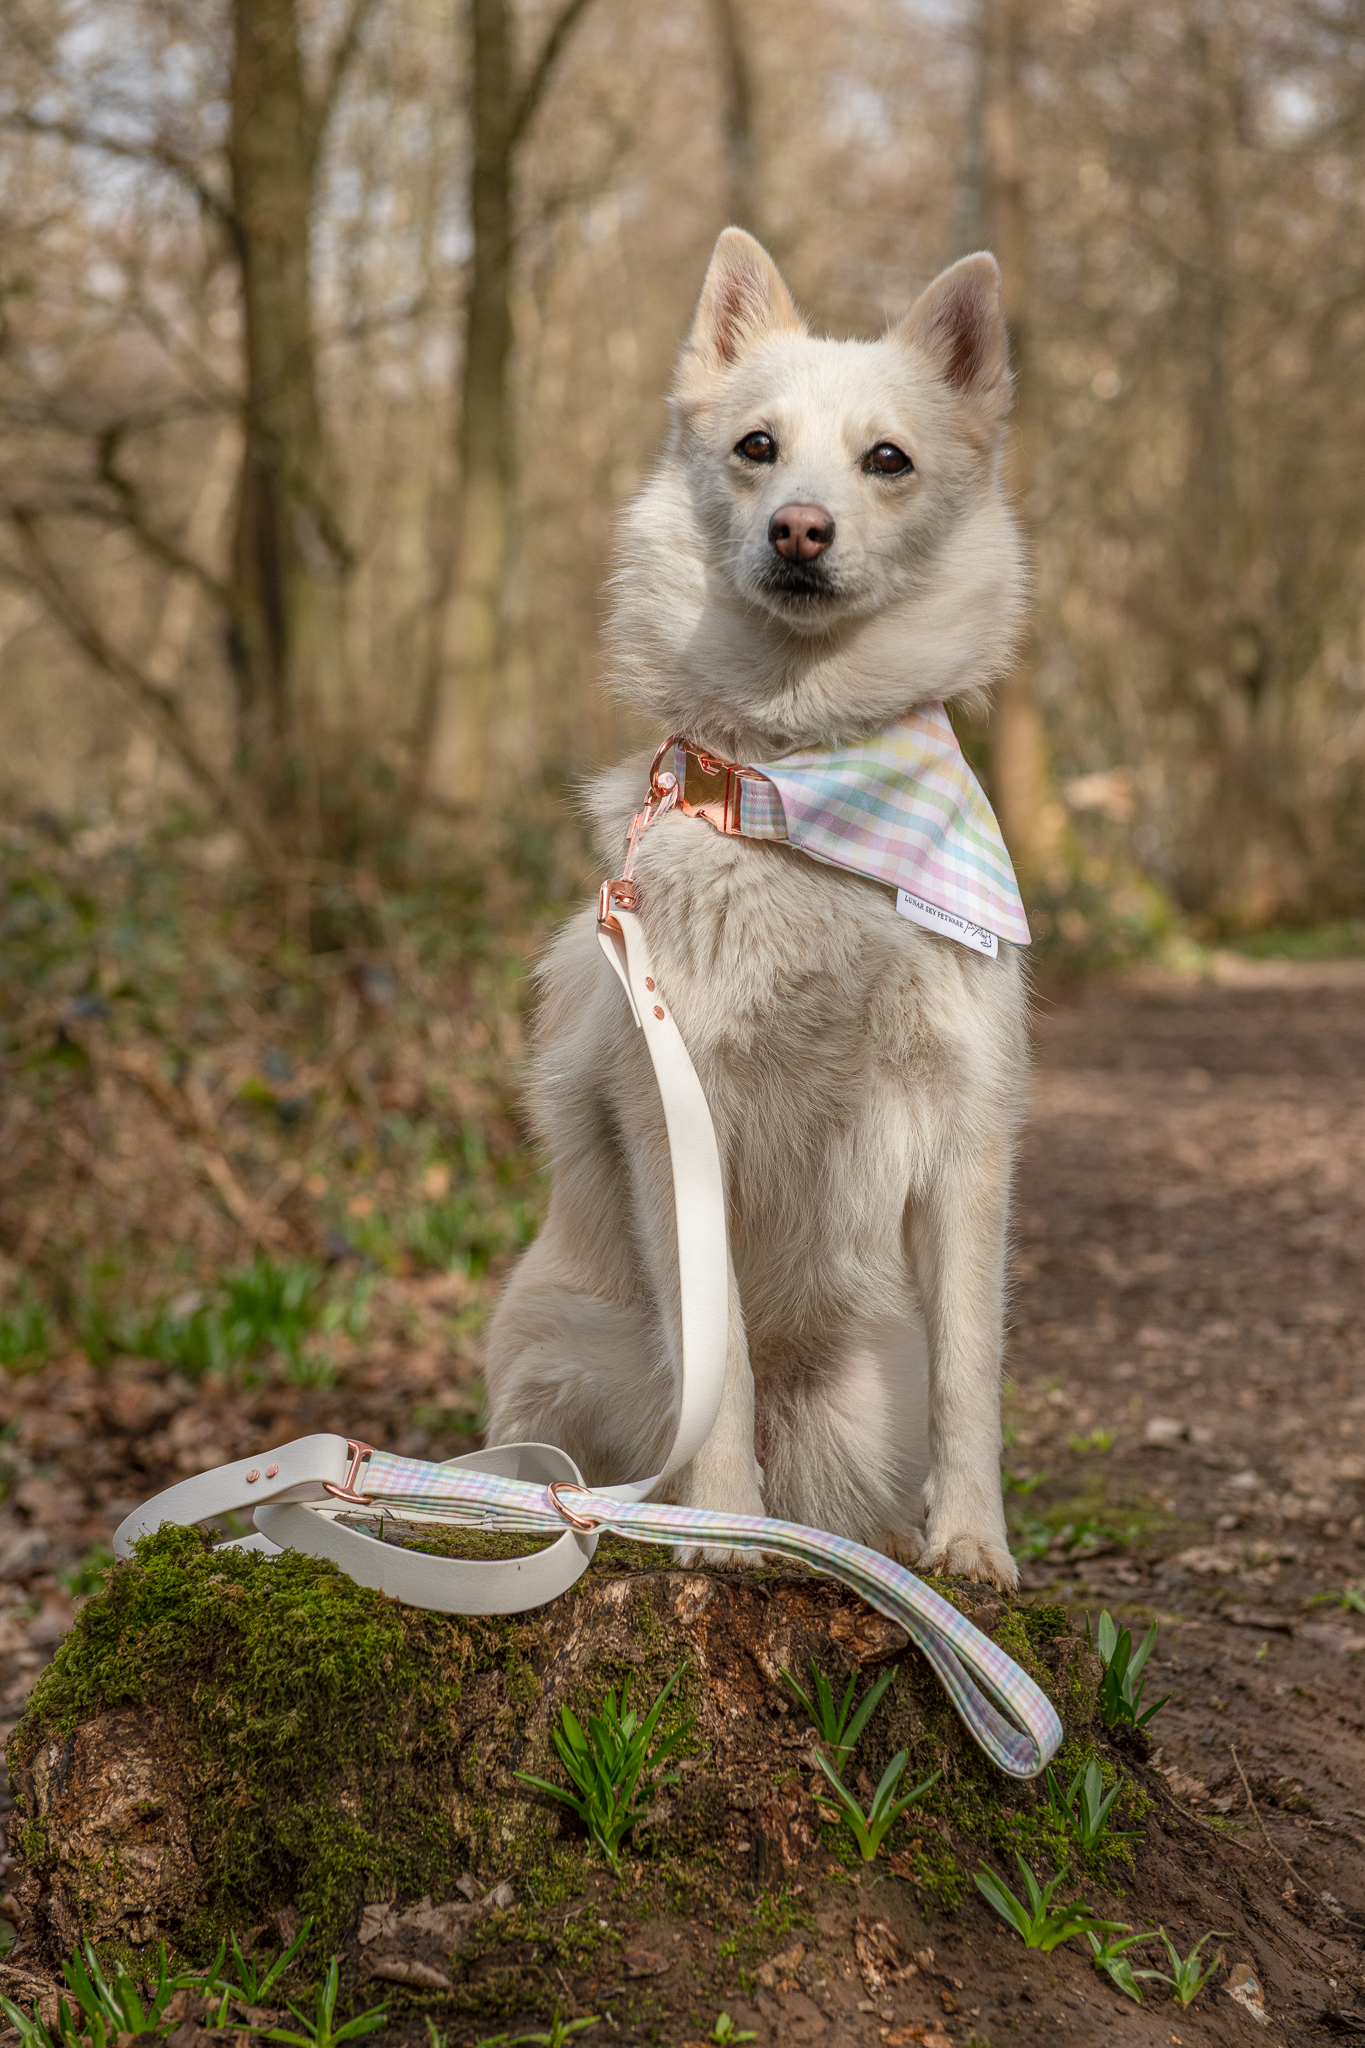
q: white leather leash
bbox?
[114,899,1063,1778]
[115,905,728,1615]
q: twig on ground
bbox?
[1230,1743,1302,1889]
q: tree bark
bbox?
[228,0,351,845]
[709,0,758,236]
[973,0,1063,882]
[424,0,518,806]
[421,0,597,808]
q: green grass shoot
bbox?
[814,1752,940,1861]
[973,1855,1126,1953]
[515,1667,694,1869]
[1090,1610,1171,1731]
[1045,1758,1140,1853]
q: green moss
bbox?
[12,1525,490,1958]
[9,1530,1127,2024]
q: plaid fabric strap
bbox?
[360,1450,1063,1781]
[703,704,1031,947]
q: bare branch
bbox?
[96,427,235,609]
[2,510,280,869]
[2,112,236,234]
[511,0,597,148]
[306,0,382,163]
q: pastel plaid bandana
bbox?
[731,704,1031,952]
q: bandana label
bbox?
[896,888,998,957]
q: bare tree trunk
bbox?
[420,0,597,809]
[425,0,517,805]
[228,0,354,846]
[709,0,757,236]
[973,0,1062,880]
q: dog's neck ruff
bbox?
[121,910,1060,1781]
[611,706,1030,956]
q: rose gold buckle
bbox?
[679,744,759,835]
[597,876,639,936]
[546,1479,600,1531]
[323,1438,376,1505]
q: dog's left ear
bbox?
[675,228,807,401]
[892,253,1011,419]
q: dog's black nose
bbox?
[768,503,835,562]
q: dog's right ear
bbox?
[675,229,807,399]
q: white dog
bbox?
[484,230,1028,1588]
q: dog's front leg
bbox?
[909,1138,1019,1590]
[672,1251,767,1565]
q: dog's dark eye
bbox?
[735,431,777,464]
[863,442,912,476]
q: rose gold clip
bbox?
[597,737,682,935]
[324,1438,376,1505]
[546,1479,601,1531]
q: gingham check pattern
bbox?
[725,704,1031,946]
[362,1450,1062,1780]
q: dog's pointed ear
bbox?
[893,253,1011,416]
[676,229,807,396]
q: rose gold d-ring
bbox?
[547,1479,600,1531]
[324,1438,376,1506]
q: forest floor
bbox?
[0,831,1362,2046]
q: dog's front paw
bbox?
[920,1529,1019,1591]
[675,1542,766,1570]
[875,1527,927,1568]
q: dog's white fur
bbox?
[485,230,1028,1588]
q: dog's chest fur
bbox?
[577,767,1028,1358]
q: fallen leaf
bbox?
[855,1915,918,1995]
[623,1948,671,1977]
[1222,1608,1293,1635]
[754,1944,805,1989]
[1225,1964,1268,2024]
[364,1954,451,1991]
[357,1903,397,1946]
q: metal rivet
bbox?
[265,1464,279,1479]
[653,1005,665,1020]
[245,1468,260,1483]
[644,977,655,991]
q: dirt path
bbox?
[0,959,1362,2044]
[999,957,1365,2040]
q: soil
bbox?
[0,954,1363,2047]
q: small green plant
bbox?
[263,1956,387,2048]
[515,1668,693,1870]
[814,1752,940,1861]
[1085,1926,1155,2002]
[1090,1611,1170,1731]
[709,2016,758,2045]
[0,1286,48,1371]
[1045,1759,1140,1855]
[1138,1929,1226,2010]
[0,1937,197,2048]
[1310,1585,1365,1615]
[1001,1465,1048,1495]
[1067,1428,1115,1453]
[473,2018,599,2047]
[973,1856,1126,1953]
[203,1918,313,2022]
[56,1544,115,1602]
[779,1657,896,1769]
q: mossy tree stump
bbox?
[7,1526,1114,2001]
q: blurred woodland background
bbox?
[0,0,1364,1384]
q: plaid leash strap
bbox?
[362,1450,1063,1780]
[710,703,1031,948]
